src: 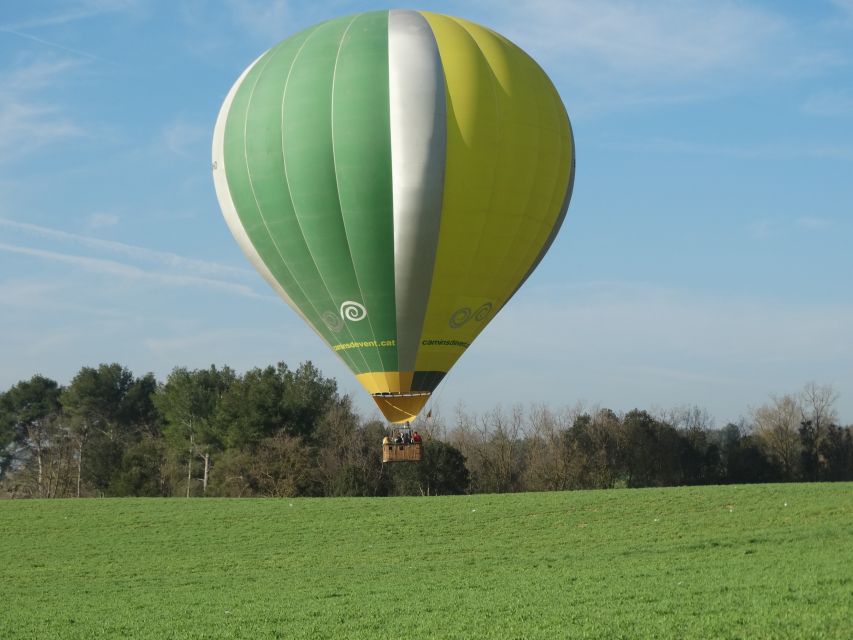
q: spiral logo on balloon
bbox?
[473,302,493,321]
[340,300,367,322]
[322,310,344,333]
[449,307,471,328]
[449,302,493,329]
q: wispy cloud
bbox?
[0,1,130,63]
[0,28,106,62]
[747,216,834,239]
[0,277,132,319]
[0,102,82,156]
[0,218,253,279]
[85,212,120,230]
[747,219,778,240]
[224,0,292,42]
[157,118,208,157]
[829,0,853,26]
[601,136,853,160]
[0,279,61,308]
[802,89,853,116]
[795,216,833,231]
[0,57,80,95]
[144,328,276,356]
[179,0,337,57]
[475,0,851,115]
[1,0,140,31]
[179,0,293,56]
[488,0,786,81]
[0,57,85,159]
[0,242,267,299]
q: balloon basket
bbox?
[382,442,423,463]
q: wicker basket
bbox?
[382,442,423,463]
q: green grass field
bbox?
[1,483,850,639]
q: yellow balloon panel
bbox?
[414,13,573,374]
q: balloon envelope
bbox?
[212,10,575,423]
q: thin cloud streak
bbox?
[748,217,837,239]
[0,58,81,96]
[802,90,853,116]
[144,327,283,356]
[0,280,60,308]
[0,28,106,62]
[157,119,208,157]
[0,57,85,158]
[85,213,120,229]
[796,216,833,230]
[829,0,853,25]
[1,0,139,31]
[476,0,847,115]
[0,285,135,319]
[0,242,268,299]
[0,102,82,156]
[600,136,853,160]
[0,218,253,278]
[487,0,786,80]
[224,0,293,42]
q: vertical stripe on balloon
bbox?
[388,9,446,375]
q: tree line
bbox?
[1,363,850,498]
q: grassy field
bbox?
[1,483,850,639]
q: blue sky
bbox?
[1,0,852,425]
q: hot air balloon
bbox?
[212,10,575,440]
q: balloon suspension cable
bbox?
[381,397,418,424]
[423,370,450,428]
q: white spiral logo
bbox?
[340,300,367,322]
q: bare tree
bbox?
[21,414,75,498]
[661,404,714,433]
[522,405,573,491]
[417,406,448,443]
[800,383,838,445]
[752,394,802,479]
[487,406,524,492]
[314,398,384,496]
[448,405,524,493]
